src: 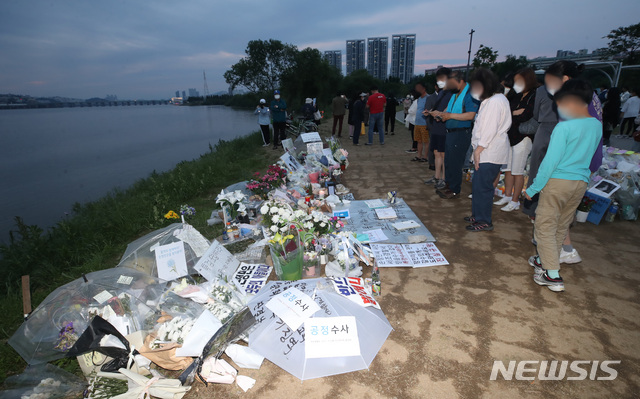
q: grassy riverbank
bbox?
[0,131,280,383]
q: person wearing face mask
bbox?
[494,68,538,212]
[524,79,602,292]
[423,67,453,188]
[464,68,511,232]
[500,72,516,102]
[254,99,271,147]
[524,61,602,265]
[430,70,480,199]
[270,90,287,149]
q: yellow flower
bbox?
[164,210,179,219]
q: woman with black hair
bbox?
[602,87,622,145]
[465,68,512,232]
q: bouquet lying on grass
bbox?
[246,164,288,199]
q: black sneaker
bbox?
[533,271,565,292]
[405,149,417,153]
[466,222,493,232]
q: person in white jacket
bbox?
[466,69,512,232]
[404,95,418,153]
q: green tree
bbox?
[340,69,381,99]
[224,39,298,93]
[492,55,530,79]
[603,22,640,65]
[473,44,499,68]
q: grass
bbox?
[0,131,280,384]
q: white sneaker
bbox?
[501,202,520,212]
[468,194,473,199]
[494,196,511,206]
[559,248,582,264]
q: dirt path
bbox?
[186,119,640,399]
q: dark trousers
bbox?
[385,111,396,132]
[273,121,286,146]
[472,163,502,225]
[621,117,636,136]
[260,124,270,145]
[444,129,472,194]
[353,121,363,144]
[409,124,417,149]
[332,115,344,136]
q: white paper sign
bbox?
[370,243,449,267]
[364,199,386,209]
[232,263,272,295]
[155,241,189,281]
[363,229,388,243]
[194,240,240,282]
[331,277,380,309]
[116,275,134,285]
[265,287,320,330]
[375,207,397,220]
[93,290,114,304]
[280,153,303,172]
[306,142,324,155]
[305,316,360,359]
[300,132,322,143]
[175,310,222,357]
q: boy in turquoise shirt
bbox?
[524,80,602,292]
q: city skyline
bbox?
[391,34,416,84]
[367,37,389,80]
[1,0,637,99]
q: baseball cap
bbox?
[274,90,281,95]
[359,92,367,97]
[259,99,266,104]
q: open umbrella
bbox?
[8,268,161,365]
[246,279,392,380]
[117,223,210,281]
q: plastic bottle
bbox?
[371,262,381,296]
[605,201,619,223]
[226,223,234,242]
[222,227,229,241]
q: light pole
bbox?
[466,29,475,81]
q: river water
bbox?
[0,105,258,242]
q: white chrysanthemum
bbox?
[270,225,278,233]
[260,205,269,215]
[270,207,279,214]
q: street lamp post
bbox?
[466,29,475,81]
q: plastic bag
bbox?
[2,364,86,399]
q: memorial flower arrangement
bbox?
[268,228,303,280]
[246,164,288,199]
[179,204,196,219]
[333,148,349,169]
[216,190,247,220]
[85,374,129,399]
[54,322,78,352]
[164,210,180,220]
[577,196,596,212]
[260,201,307,235]
[153,316,195,349]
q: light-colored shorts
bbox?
[505,136,532,175]
[414,125,430,143]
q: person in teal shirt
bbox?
[270,90,287,149]
[525,80,602,293]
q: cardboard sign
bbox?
[265,287,320,330]
[374,207,397,220]
[331,277,380,309]
[155,241,189,281]
[232,263,273,295]
[194,240,240,282]
[300,132,322,143]
[370,243,448,268]
[305,316,360,359]
[584,191,612,225]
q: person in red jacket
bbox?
[366,86,387,145]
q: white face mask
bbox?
[274,95,281,100]
[546,87,558,96]
[513,83,524,94]
[471,92,482,101]
[504,88,511,95]
[436,80,446,89]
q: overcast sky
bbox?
[1,0,638,99]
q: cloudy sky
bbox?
[1,0,637,99]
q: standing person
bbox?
[494,68,537,212]
[254,99,271,147]
[403,95,412,121]
[598,85,609,104]
[411,83,430,162]
[602,87,621,145]
[365,86,386,145]
[620,88,640,137]
[424,68,453,188]
[347,94,357,139]
[524,60,602,265]
[331,92,348,137]
[270,90,287,149]
[301,98,317,121]
[620,87,630,105]
[385,93,398,135]
[405,92,418,153]
[465,68,511,232]
[351,93,367,146]
[431,70,480,199]
[525,79,602,292]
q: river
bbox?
[0,105,259,243]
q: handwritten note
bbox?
[374,207,397,220]
[155,241,189,281]
[364,199,386,209]
[370,243,448,268]
[305,316,360,359]
[232,263,272,295]
[265,287,320,330]
[362,229,388,243]
[194,240,240,282]
[300,132,322,143]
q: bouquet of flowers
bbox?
[577,196,596,212]
[269,228,303,280]
[164,210,179,220]
[260,201,307,236]
[246,164,288,199]
[216,190,247,222]
[153,316,195,349]
[179,205,196,220]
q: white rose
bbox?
[320,222,326,227]
[270,207,279,214]
[272,215,280,223]
[270,225,278,233]
[260,205,269,215]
